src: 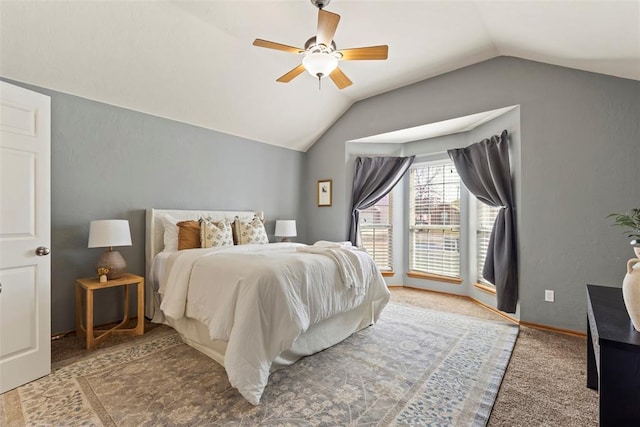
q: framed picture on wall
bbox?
[317,179,332,207]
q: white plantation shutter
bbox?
[359,194,392,271]
[477,201,500,285]
[409,160,461,278]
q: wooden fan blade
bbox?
[276,64,306,83]
[339,45,388,60]
[317,9,340,47]
[329,67,352,89]
[253,39,304,54]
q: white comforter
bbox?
[159,242,390,405]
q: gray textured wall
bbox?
[3,79,305,335]
[303,57,640,332]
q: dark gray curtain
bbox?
[348,156,415,246]
[447,130,518,313]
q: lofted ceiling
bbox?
[1,0,638,152]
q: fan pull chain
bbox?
[318,75,322,90]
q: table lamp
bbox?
[275,220,297,242]
[88,219,132,280]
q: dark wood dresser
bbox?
[586,284,640,426]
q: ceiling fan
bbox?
[253,0,388,90]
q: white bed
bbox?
[145,208,390,405]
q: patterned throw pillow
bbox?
[234,216,269,245]
[200,218,234,248]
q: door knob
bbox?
[35,246,50,256]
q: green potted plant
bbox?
[609,208,640,258]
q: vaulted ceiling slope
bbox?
[1,1,638,152]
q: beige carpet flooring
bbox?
[49,287,598,426]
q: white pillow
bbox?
[160,214,179,252]
[200,218,234,248]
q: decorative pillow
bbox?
[160,214,179,252]
[234,216,269,245]
[200,218,234,248]
[177,220,200,250]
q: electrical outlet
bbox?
[545,289,555,303]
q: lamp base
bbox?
[96,249,127,280]
[281,237,291,242]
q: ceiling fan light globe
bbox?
[303,52,338,78]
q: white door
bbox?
[0,81,51,393]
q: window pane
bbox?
[409,160,461,278]
[360,193,392,271]
[410,228,460,277]
[477,201,500,285]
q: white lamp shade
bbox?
[303,52,338,77]
[275,220,297,237]
[88,220,132,248]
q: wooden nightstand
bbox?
[75,273,145,350]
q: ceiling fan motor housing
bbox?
[311,0,331,10]
[305,36,337,52]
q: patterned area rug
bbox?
[1,303,518,426]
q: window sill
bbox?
[381,271,395,277]
[474,282,496,295]
[406,271,462,285]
